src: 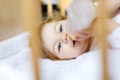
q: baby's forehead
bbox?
[44,21,57,26]
[45,20,66,25]
[43,20,66,29]
[42,22,57,32]
[41,19,67,38]
[41,20,66,52]
[41,21,58,53]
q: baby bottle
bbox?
[66,0,96,39]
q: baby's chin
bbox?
[58,52,82,60]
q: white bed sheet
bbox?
[41,49,120,80]
[41,49,102,80]
[0,49,120,80]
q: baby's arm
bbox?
[73,0,120,41]
[104,0,120,33]
[105,0,120,16]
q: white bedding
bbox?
[0,49,120,80]
[41,49,102,80]
[41,49,120,80]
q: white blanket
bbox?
[41,49,120,80]
[1,49,120,80]
[41,49,102,80]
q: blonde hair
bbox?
[39,11,66,60]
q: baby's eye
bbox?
[59,24,63,33]
[58,42,62,52]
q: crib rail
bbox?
[22,0,42,80]
[96,0,109,80]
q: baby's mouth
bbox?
[73,40,76,47]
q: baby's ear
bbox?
[74,28,93,41]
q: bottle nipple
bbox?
[68,34,75,40]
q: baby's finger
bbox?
[74,32,93,41]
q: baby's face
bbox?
[42,20,89,59]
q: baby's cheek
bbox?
[61,45,74,53]
[61,46,81,56]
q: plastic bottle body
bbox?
[66,0,96,36]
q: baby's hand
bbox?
[105,0,120,16]
[72,27,93,41]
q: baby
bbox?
[40,16,91,60]
[39,0,120,60]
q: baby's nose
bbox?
[61,33,68,43]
